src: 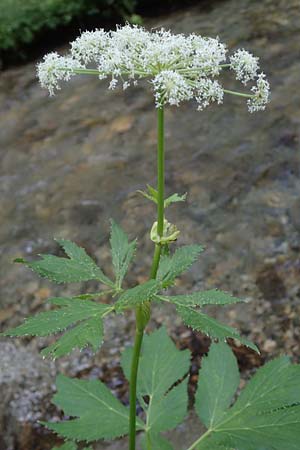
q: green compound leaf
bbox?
[193,344,300,450]
[44,374,144,442]
[164,192,187,208]
[2,297,112,358]
[138,185,186,209]
[137,184,158,203]
[41,316,103,359]
[161,289,246,307]
[122,327,190,435]
[195,343,239,428]
[177,305,258,353]
[141,432,174,450]
[110,220,136,289]
[15,238,114,286]
[115,279,161,311]
[157,245,204,288]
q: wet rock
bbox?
[255,264,287,301]
[0,342,56,450]
[290,198,300,231]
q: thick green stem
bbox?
[150,244,161,279]
[128,105,165,450]
[128,326,143,449]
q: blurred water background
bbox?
[0,0,300,448]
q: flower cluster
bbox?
[37,24,270,112]
[229,49,259,85]
[247,73,271,113]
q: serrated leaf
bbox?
[193,344,300,450]
[137,184,158,204]
[195,342,239,428]
[41,316,103,358]
[231,356,293,411]
[138,186,186,210]
[177,305,258,353]
[110,220,136,289]
[164,192,187,208]
[141,432,174,450]
[161,289,245,307]
[121,327,190,434]
[157,245,204,287]
[44,374,144,442]
[15,239,114,286]
[52,442,77,450]
[2,297,111,358]
[115,279,161,311]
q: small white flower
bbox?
[109,78,118,90]
[152,70,193,107]
[123,81,130,90]
[247,73,270,113]
[195,79,224,110]
[37,52,83,96]
[71,29,108,64]
[230,49,259,84]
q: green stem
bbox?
[224,89,254,98]
[128,105,165,450]
[157,106,165,236]
[128,326,144,449]
[150,244,162,279]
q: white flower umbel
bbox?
[247,73,270,113]
[153,70,193,107]
[71,29,108,64]
[195,79,224,110]
[37,24,270,112]
[37,52,84,96]
[230,49,259,84]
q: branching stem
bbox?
[128,105,165,450]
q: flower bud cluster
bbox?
[37,24,270,112]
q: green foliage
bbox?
[157,244,204,287]
[110,219,136,290]
[156,288,257,352]
[2,297,112,358]
[195,343,239,428]
[161,289,246,307]
[15,238,114,286]
[138,185,186,208]
[115,279,161,311]
[122,327,190,445]
[177,305,258,352]
[44,374,144,442]
[0,0,137,53]
[194,343,300,450]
